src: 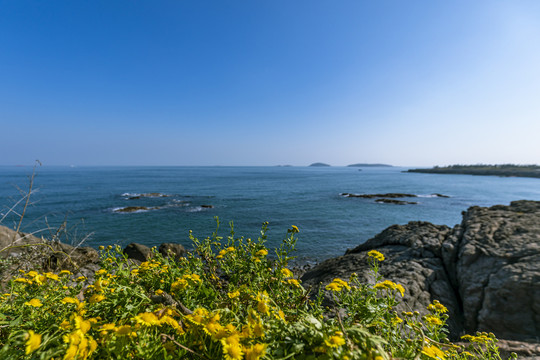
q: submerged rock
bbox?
[340,193,418,198]
[375,198,417,205]
[114,206,154,213]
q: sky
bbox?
[1,0,540,167]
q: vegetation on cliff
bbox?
[406,164,540,178]
[0,220,506,359]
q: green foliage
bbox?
[0,222,503,359]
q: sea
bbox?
[1,165,540,263]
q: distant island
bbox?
[347,163,393,167]
[309,162,331,167]
[407,164,540,178]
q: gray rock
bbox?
[302,201,540,343]
[158,243,186,260]
[123,242,153,262]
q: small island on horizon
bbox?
[406,164,540,178]
[309,162,331,167]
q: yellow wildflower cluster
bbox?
[461,332,496,344]
[171,273,202,292]
[14,270,64,286]
[325,278,351,292]
[1,223,504,360]
[424,314,444,326]
[182,307,268,360]
[427,300,448,314]
[217,246,237,259]
[62,315,98,360]
[367,250,385,262]
[373,280,405,296]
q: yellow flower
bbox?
[395,283,405,296]
[227,290,240,299]
[24,330,41,355]
[171,279,188,291]
[115,325,133,335]
[368,250,385,261]
[95,269,108,276]
[187,273,202,283]
[374,280,405,296]
[427,300,448,313]
[324,335,346,348]
[161,316,184,333]
[325,282,342,292]
[74,315,92,334]
[255,249,268,257]
[44,272,59,281]
[253,321,265,338]
[424,315,444,326]
[221,334,243,360]
[134,312,161,326]
[287,278,300,287]
[61,297,80,305]
[256,292,270,315]
[60,319,71,330]
[88,294,105,303]
[290,225,299,233]
[24,298,43,307]
[14,278,31,284]
[280,268,293,278]
[100,323,116,331]
[60,270,72,276]
[422,344,446,359]
[244,343,267,360]
[325,278,350,292]
[332,278,351,290]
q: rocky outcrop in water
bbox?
[340,193,418,198]
[302,200,540,347]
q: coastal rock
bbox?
[114,206,154,213]
[0,225,99,288]
[159,243,186,260]
[340,193,418,198]
[454,201,540,341]
[375,198,417,205]
[302,200,540,342]
[123,243,153,262]
[125,192,169,200]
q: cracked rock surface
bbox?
[302,200,540,344]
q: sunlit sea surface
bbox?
[1,166,540,263]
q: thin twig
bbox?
[14,160,41,240]
[160,334,209,359]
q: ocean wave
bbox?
[121,192,169,199]
[112,206,156,213]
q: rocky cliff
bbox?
[302,200,540,348]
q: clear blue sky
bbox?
[1,1,540,166]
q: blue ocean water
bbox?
[1,166,540,262]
